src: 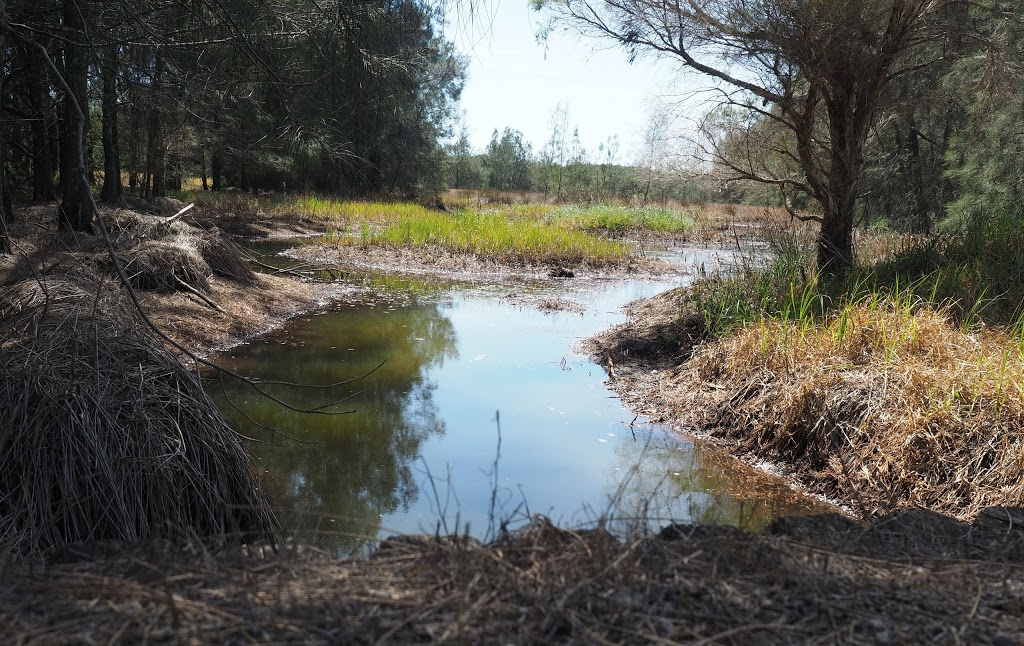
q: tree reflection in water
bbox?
[211,293,458,553]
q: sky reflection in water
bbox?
[212,251,827,553]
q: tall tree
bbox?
[56,0,94,233]
[540,0,957,273]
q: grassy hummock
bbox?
[334,211,632,267]
[0,270,276,558]
[593,219,1024,521]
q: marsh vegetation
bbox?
[2,0,1024,641]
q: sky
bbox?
[443,1,697,164]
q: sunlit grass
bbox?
[277,196,436,225]
[549,204,697,234]
[331,211,632,266]
[170,190,699,265]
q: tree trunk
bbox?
[0,42,13,252]
[146,49,165,198]
[100,47,122,202]
[211,149,222,191]
[200,147,208,191]
[25,43,55,202]
[816,111,865,275]
[906,117,930,234]
[57,0,94,233]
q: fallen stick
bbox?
[174,276,224,312]
[165,203,195,224]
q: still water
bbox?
[212,247,825,552]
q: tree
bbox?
[540,102,570,199]
[446,123,484,189]
[944,0,1024,228]
[484,128,532,191]
[0,0,467,235]
[540,0,956,273]
[56,0,95,233]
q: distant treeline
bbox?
[443,126,732,205]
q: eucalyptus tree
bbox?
[538,0,959,273]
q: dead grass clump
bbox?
[0,271,276,558]
[116,239,212,293]
[197,227,256,285]
[682,299,1024,520]
[99,210,255,292]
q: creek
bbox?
[210,242,826,553]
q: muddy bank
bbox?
[6,512,1024,643]
[141,273,334,355]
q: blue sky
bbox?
[443,1,691,163]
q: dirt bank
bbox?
[6,513,1024,643]
[141,273,332,355]
[1,202,334,357]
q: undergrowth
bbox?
[690,214,1024,338]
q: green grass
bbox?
[548,204,697,234]
[333,211,632,266]
[687,213,1024,340]
[281,196,436,225]
[171,190,699,265]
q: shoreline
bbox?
[5,201,1024,642]
[584,282,1024,523]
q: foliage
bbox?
[944,0,1024,228]
[0,0,466,211]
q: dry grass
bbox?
[117,239,212,292]
[596,286,1024,522]
[0,269,276,558]
[687,300,1024,520]
[3,513,1023,643]
[196,227,257,285]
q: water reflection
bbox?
[211,293,458,551]
[605,430,830,535]
[209,252,831,554]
